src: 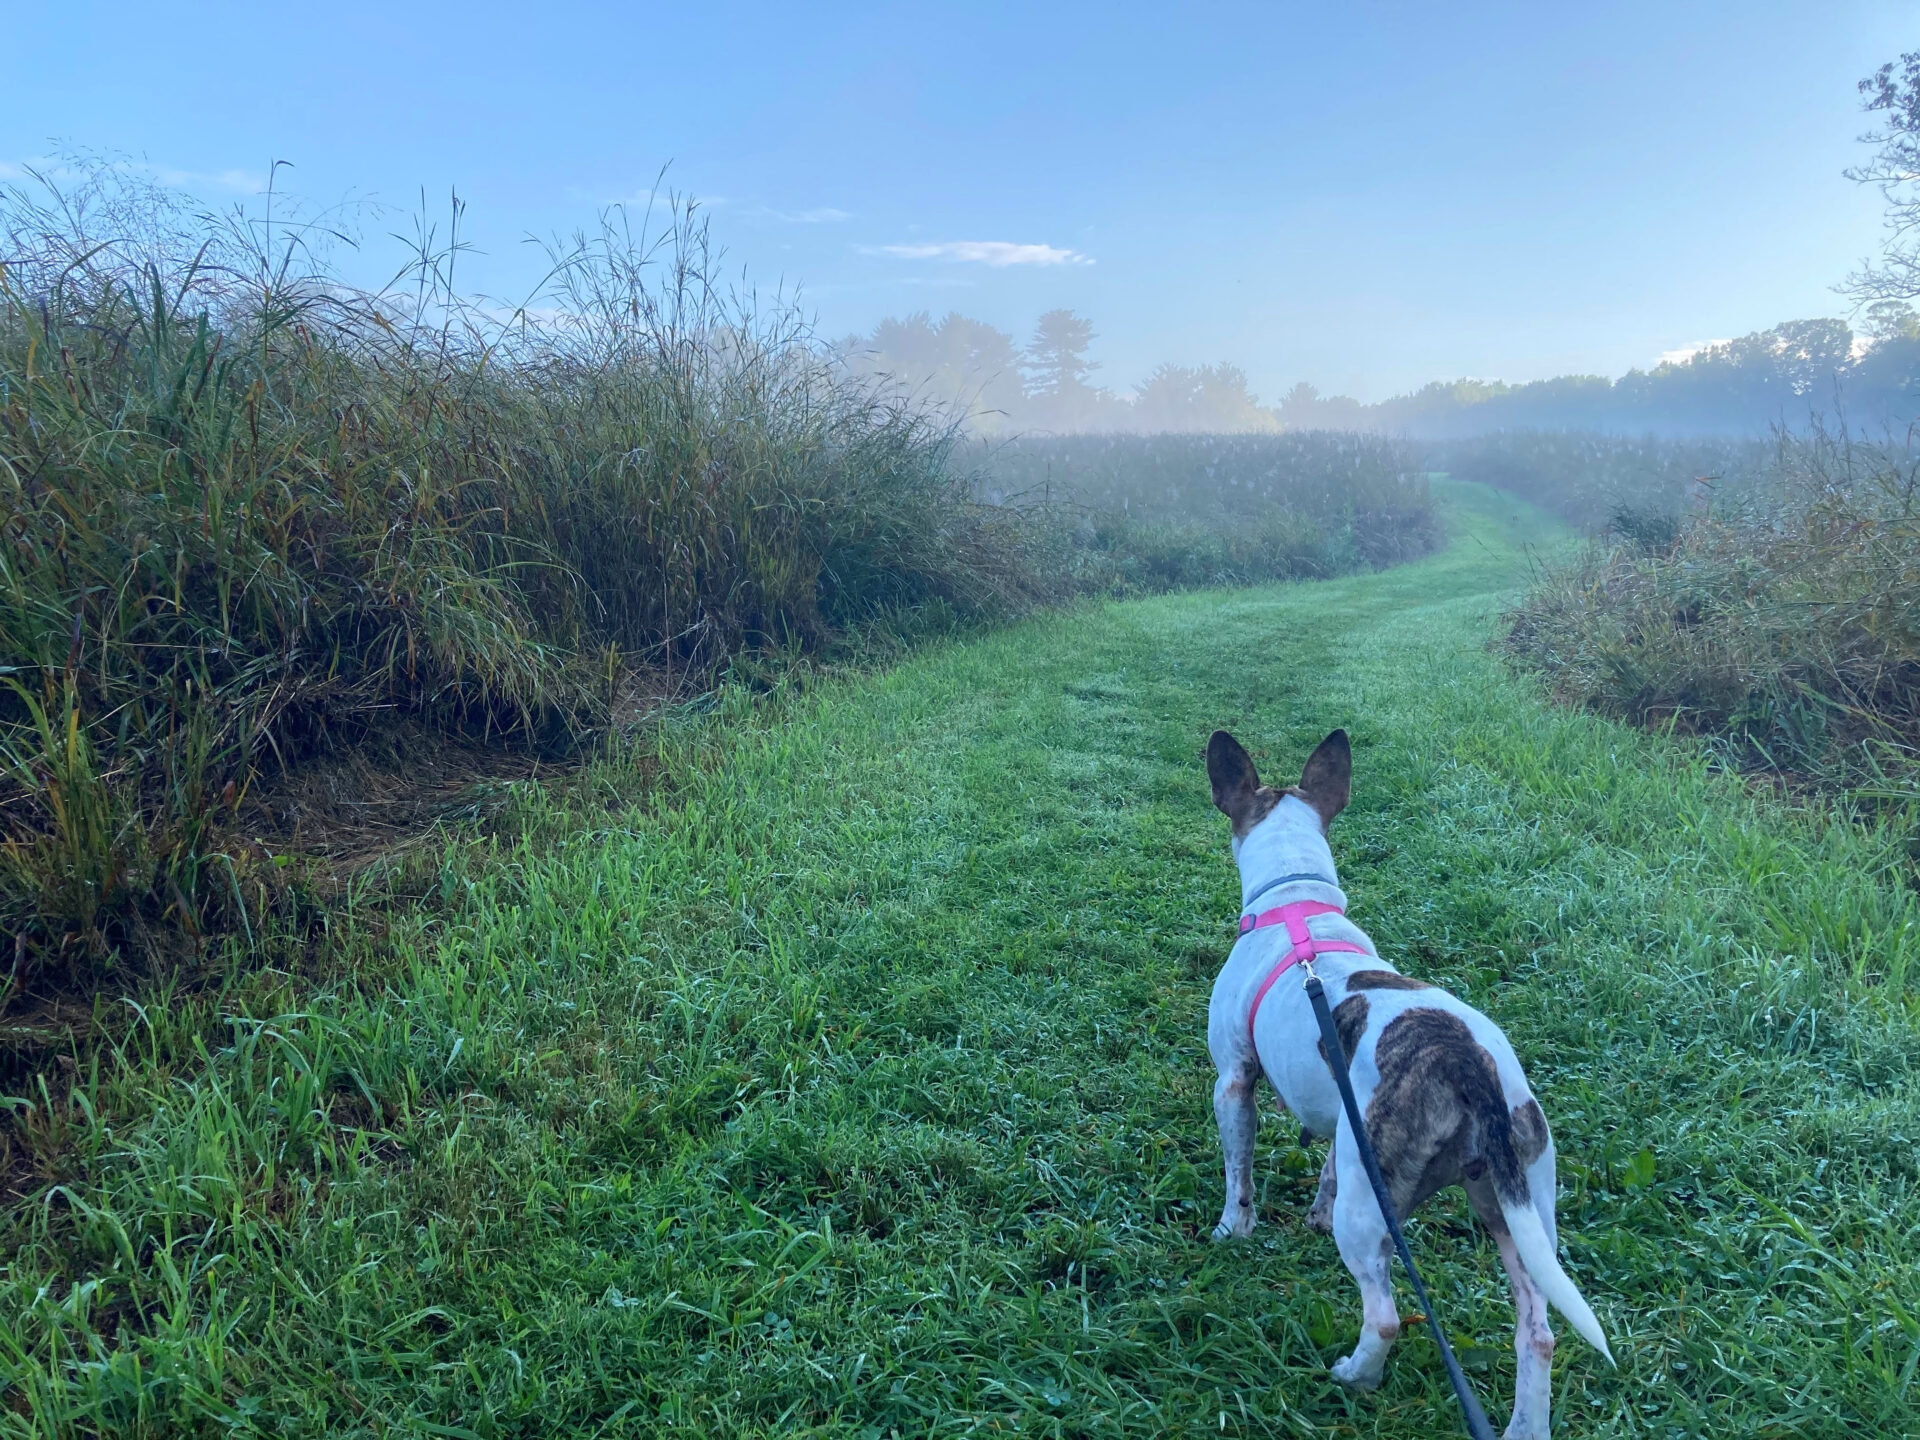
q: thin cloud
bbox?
[758,205,851,224]
[865,240,1092,267]
[146,164,269,193]
[582,184,846,225]
[1657,339,1728,366]
[0,154,266,193]
[594,186,727,212]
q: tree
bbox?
[1133,362,1275,432]
[937,312,1027,423]
[842,310,1027,429]
[1845,52,1920,305]
[1725,318,1853,396]
[1862,299,1920,344]
[1278,381,1368,431]
[1025,309,1096,392]
[1021,310,1107,430]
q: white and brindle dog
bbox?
[1204,728,1611,1440]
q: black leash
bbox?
[1302,962,1497,1440]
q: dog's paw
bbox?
[1306,1200,1334,1233]
[1330,1354,1384,1391]
[1211,1208,1255,1241]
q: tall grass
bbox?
[1503,428,1920,790]
[0,168,1045,973]
[975,432,1439,592]
[1430,431,1771,531]
[0,169,1447,975]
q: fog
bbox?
[841,308,1920,439]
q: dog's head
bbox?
[1206,728,1350,847]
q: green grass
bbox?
[1428,432,1769,532]
[6,481,1920,1437]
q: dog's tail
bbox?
[1473,1081,1614,1364]
[1497,1196,1614,1364]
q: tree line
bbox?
[1281,310,1920,438]
[836,309,1275,435]
[841,304,1920,439]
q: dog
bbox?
[1204,728,1611,1440]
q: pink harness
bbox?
[1240,896,1371,1040]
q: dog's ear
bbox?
[1298,729,1351,827]
[1207,730,1260,827]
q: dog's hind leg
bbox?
[1329,1145,1398,1390]
[1211,1059,1260,1240]
[1467,1172,1555,1440]
[1307,1147,1337,1232]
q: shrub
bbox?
[1605,504,1682,556]
[1503,428,1920,789]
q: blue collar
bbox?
[1241,870,1339,913]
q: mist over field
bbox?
[842,306,1920,437]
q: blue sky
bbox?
[5,1,1912,401]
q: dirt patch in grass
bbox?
[239,728,551,879]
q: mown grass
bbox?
[4,481,1919,1437]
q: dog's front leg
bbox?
[1211,1060,1259,1240]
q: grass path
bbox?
[7,482,1920,1438]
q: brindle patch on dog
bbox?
[1347,969,1430,991]
[1315,994,1370,1069]
[1234,786,1284,838]
[1510,1097,1550,1169]
[1364,1007,1531,1216]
